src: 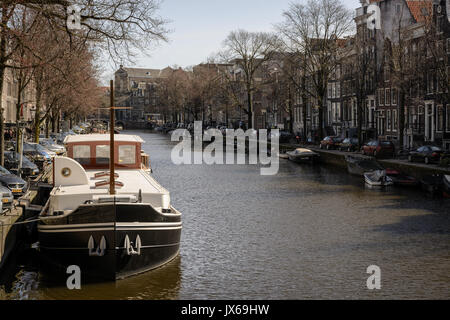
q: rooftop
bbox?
[64,134,145,144]
[406,0,432,24]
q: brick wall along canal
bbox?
[1,131,449,299]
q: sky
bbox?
[103,0,361,82]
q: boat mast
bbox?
[110,80,116,195]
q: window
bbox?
[392,109,398,131]
[387,110,392,131]
[386,88,391,105]
[437,106,444,132]
[336,102,341,121]
[73,145,91,165]
[119,145,136,165]
[380,89,385,106]
[427,74,434,94]
[392,89,397,105]
[331,103,336,122]
[96,145,110,164]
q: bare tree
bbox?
[277,0,354,139]
[0,0,170,162]
[219,29,282,129]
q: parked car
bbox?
[4,151,40,178]
[39,138,66,155]
[408,145,445,164]
[56,132,74,144]
[0,165,28,198]
[72,125,84,134]
[0,186,14,211]
[339,138,359,152]
[22,142,53,169]
[361,140,395,158]
[320,136,344,150]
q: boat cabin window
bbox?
[96,145,110,164]
[73,145,91,165]
[68,141,140,168]
[119,145,136,165]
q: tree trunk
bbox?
[357,96,363,149]
[51,114,56,134]
[398,89,405,151]
[0,8,7,166]
[288,86,294,134]
[34,80,42,143]
[303,103,307,143]
[15,100,22,155]
[317,96,324,140]
[0,66,4,167]
[45,117,49,138]
[247,90,253,129]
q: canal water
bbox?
[1,131,449,299]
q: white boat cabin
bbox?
[45,134,169,216]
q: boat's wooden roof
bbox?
[64,134,144,144]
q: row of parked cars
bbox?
[0,128,77,212]
[318,136,449,165]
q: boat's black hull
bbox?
[38,203,181,281]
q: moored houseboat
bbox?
[37,134,182,280]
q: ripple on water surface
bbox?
[1,131,449,299]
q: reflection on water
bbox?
[39,256,182,300]
[1,131,449,299]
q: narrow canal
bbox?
[1,131,449,299]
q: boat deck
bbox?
[50,169,170,213]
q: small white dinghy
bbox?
[364,170,393,187]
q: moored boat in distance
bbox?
[364,170,393,187]
[37,134,182,280]
[286,148,319,163]
[385,169,419,187]
[345,154,384,176]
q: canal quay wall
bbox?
[207,138,450,178]
[0,168,51,270]
[0,207,24,270]
[279,144,450,179]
